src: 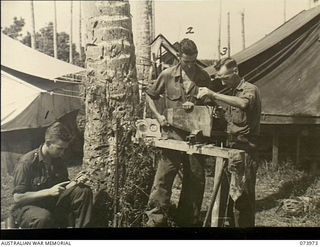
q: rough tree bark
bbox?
[82,0,138,194]
[79,0,153,227]
[135,0,153,83]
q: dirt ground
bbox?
[1,161,319,227]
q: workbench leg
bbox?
[211,157,224,227]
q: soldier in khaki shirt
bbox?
[145,39,212,227]
[198,57,261,227]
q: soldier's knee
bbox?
[29,209,54,228]
[37,208,51,219]
[73,184,93,198]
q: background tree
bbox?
[2,17,25,40]
[2,18,85,67]
[22,23,84,67]
[80,0,154,227]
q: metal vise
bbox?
[186,130,203,144]
[135,105,227,143]
[135,118,161,139]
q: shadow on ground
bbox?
[255,175,316,212]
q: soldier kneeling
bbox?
[11,122,93,228]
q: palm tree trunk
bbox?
[241,10,246,50]
[227,12,230,57]
[135,0,152,83]
[53,0,58,58]
[78,1,83,61]
[69,1,73,63]
[30,0,36,49]
[81,0,144,226]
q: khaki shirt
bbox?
[12,145,69,210]
[146,63,212,108]
[146,63,212,140]
[224,79,261,140]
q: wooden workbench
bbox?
[133,137,245,227]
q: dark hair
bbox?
[179,38,198,56]
[214,57,238,71]
[45,122,72,143]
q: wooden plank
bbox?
[151,139,244,158]
[272,128,279,167]
[261,114,320,125]
[211,157,224,227]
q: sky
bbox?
[1,0,315,59]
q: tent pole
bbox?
[241,10,246,50]
[217,0,222,59]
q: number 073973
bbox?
[300,241,319,246]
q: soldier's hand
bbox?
[197,87,215,99]
[65,181,77,190]
[182,101,194,111]
[157,115,169,127]
[47,181,70,196]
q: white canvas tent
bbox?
[1,71,81,131]
[1,34,85,174]
[1,34,84,81]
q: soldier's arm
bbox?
[197,87,249,110]
[146,94,168,127]
[146,94,161,120]
[198,71,219,106]
[13,190,52,204]
[211,92,249,110]
[13,181,70,205]
[145,72,168,126]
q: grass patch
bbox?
[255,160,320,227]
[1,160,319,227]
